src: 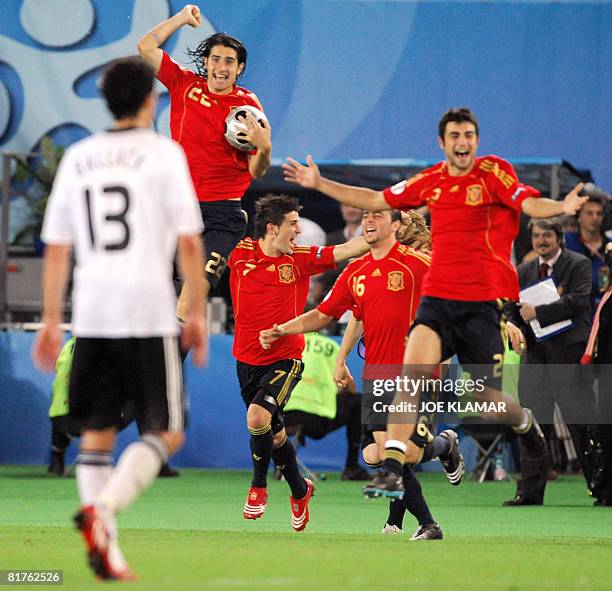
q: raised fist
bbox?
[181,4,202,27]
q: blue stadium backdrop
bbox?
[0,0,610,193]
[0,332,371,470]
[0,0,610,469]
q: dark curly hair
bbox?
[186,32,247,79]
[396,210,432,253]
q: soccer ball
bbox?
[224,105,268,152]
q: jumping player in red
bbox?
[260,209,464,540]
[283,107,589,498]
[138,4,271,310]
[229,194,367,531]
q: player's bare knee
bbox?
[158,431,184,454]
[404,442,422,464]
[404,324,442,365]
[272,429,287,448]
[247,403,271,430]
[80,428,115,452]
[362,443,381,467]
[473,386,512,422]
[371,432,387,463]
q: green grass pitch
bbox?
[1,466,610,590]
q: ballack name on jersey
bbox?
[74,148,146,176]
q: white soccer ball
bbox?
[224,105,268,152]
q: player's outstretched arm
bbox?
[33,244,71,372]
[259,309,333,349]
[332,236,369,263]
[333,315,362,387]
[137,4,202,73]
[177,234,208,367]
[521,183,588,218]
[283,155,389,211]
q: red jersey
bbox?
[229,238,336,365]
[383,155,540,301]
[157,52,261,202]
[318,242,430,376]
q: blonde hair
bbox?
[396,210,431,253]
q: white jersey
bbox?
[42,128,203,337]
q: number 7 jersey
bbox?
[41,128,203,337]
[228,238,336,366]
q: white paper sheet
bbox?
[519,277,573,341]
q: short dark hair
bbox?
[100,56,155,120]
[438,107,479,139]
[528,217,564,244]
[580,193,605,209]
[362,209,401,222]
[186,32,247,79]
[253,194,302,240]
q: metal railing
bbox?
[1,150,40,323]
[1,152,15,323]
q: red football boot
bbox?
[290,479,315,532]
[243,486,268,519]
[73,505,137,581]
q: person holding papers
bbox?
[505,217,595,505]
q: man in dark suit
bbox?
[582,242,612,506]
[505,217,595,505]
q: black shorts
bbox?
[69,337,186,433]
[360,378,436,450]
[236,359,304,434]
[51,402,135,438]
[199,201,248,289]
[411,296,506,388]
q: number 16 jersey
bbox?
[42,128,203,337]
[318,242,430,370]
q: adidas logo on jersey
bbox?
[371,268,382,277]
[266,264,275,272]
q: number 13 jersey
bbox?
[42,128,203,337]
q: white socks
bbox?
[514,409,532,433]
[76,451,113,506]
[385,440,408,453]
[96,435,169,514]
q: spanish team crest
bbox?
[387,271,404,291]
[465,185,483,206]
[278,264,295,283]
